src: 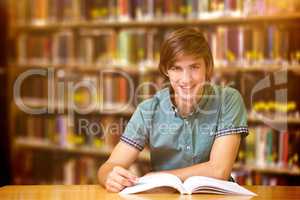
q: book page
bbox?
[183,176,257,196]
[119,173,185,194]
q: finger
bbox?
[106,185,120,193]
[106,180,121,193]
[105,176,121,192]
[107,179,124,192]
[113,166,138,180]
[144,172,155,176]
[111,174,134,187]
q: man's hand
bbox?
[144,172,158,177]
[105,166,139,193]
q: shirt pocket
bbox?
[149,127,181,150]
[149,127,183,169]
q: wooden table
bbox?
[0,185,299,200]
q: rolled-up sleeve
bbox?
[216,87,248,138]
[120,106,149,151]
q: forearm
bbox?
[165,161,229,181]
[166,135,241,181]
[98,142,141,187]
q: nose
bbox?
[180,69,192,84]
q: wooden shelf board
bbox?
[248,116,300,125]
[10,63,300,76]
[14,137,150,162]
[11,63,160,75]
[15,99,300,125]
[233,163,300,176]
[15,13,300,30]
[14,137,300,175]
[16,97,135,116]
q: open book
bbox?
[119,173,257,196]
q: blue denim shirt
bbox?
[120,84,248,180]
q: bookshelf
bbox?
[11,63,300,73]
[15,13,300,31]
[233,163,300,176]
[8,0,300,185]
[14,137,150,162]
[0,0,10,186]
[13,137,300,177]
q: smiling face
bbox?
[167,54,206,104]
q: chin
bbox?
[177,93,194,101]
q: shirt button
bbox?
[185,120,188,125]
[186,145,191,150]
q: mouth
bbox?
[179,85,195,90]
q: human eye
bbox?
[191,65,201,70]
[170,66,181,71]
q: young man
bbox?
[98,28,248,192]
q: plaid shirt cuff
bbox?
[120,135,144,151]
[215,126,249,138]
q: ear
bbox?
[205,66,213,81]
[164,71,169,78]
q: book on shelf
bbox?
[15,113,105,148]
[15,0,82,24]
[119,172,257,195]
[15,0,300,25]
[56,114,74,147]
[13,149,99,184]
[231,169,299,186]
[15,110,131,149]
[163,0,185,20]
[78,29,116,65]
[16,25,300,67]
[241,71,300,121]
[18,33,52,65]
[107,28,162,67]
[29,0,49,25]
[117,0,132,21]
[51,0,83,23]
[238,126,300,170]
[52,30,74,65]
[117,29,150,66]
[83,0,116,21]
[72,75,99,110]
[16,68,165,112]
[63,157,97,185]
[16,114,72,146]
[17,28,162,67]
[239,71,281,110]
[135,0,154,21]
[18,30,75,66]
[137,72,165,102]
[102,73,136,108]
[255,174,287,186]
[206,25,298,67]
[10,0,300,188]
[19,73,48,99]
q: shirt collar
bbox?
[155,84,214,118]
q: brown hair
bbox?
[158,27,214,81]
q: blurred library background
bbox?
[0,0,300,186]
